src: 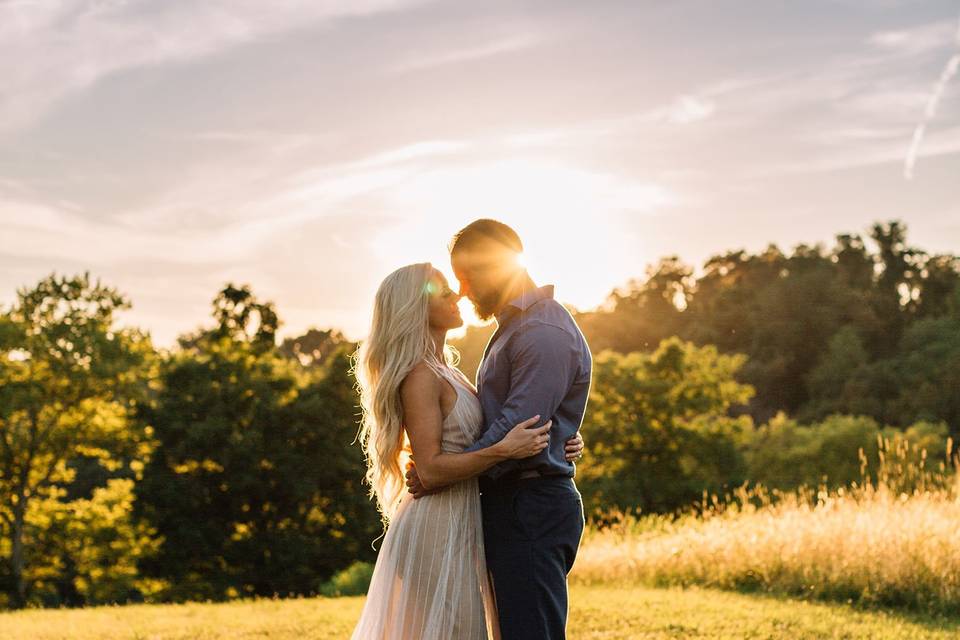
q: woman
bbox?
[351,263,584,640]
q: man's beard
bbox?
[471,291,501,322]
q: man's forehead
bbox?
[451,247,510,270]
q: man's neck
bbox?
[493,272,538,317]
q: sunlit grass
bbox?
[572,436,960,614]
[5,436,960,637]
[2,585,958,639]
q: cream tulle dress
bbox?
[350,365,500,640]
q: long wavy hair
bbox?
[353,263,458,522]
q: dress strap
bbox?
[440,364,472,390]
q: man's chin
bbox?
[472,304,496,322]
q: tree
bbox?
[573,220,955,427]
[0,273,152,608]
[134,286,380,601]
[177,283,279,352]
[867,221,916,356]
[744,413,949,491]
[799,326,874,423]
[578,338,754,514]
[27,478,163,607]
[279,328,351,368]
[577,256,695,355]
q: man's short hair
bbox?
[449,219,523,255]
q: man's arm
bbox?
[462,322,578,476]
[407,431,585,498]
[401,362,551,490]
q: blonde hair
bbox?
[354,263,458,522]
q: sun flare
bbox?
[369,158,673,331]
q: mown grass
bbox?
[2,584,959,639]
[6,437,959,637]
[572,436,960,615]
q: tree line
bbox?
[456,220,960,433]
[0,220,956,609]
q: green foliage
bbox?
[800,317,960,433]
[2,217,958,611]
[134,286,380,602]
[319,561,374,597]
[0,272,154,609]
[744,414,949,491]
[575,432,960,616]
[279,328,350,368]
[177,283,280,352]
[578,256,694,354]
[578,338,755,514]
[25,479,164,607]
[531,221,960,431]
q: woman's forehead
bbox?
[430,269,449,287]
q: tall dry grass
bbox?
[572,435,960,613]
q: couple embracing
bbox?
[352,219,592,640]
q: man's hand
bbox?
[565,431,585,461]
[405,461,444,499]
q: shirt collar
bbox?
[496,285,555,323]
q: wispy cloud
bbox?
[869,19,959,57]
[0,0,427,133]
[353,140,474,167]
[666,96,716,124]
[904,13,960,179]
[389,33,542,72]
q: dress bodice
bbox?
[438,367,484,454]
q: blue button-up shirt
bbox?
[463,285,592,480]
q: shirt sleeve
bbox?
[463,322,578,475]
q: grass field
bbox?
[2,584,959,639]
[571,439,960,616]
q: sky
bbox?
[1,0,959,347]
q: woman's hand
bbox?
[496,415,552,459]
[565,431,584,462]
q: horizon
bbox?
[8,215,939,349]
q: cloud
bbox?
[666,95,716,124]
[353,140,474,167]
[0,0,428,133]
[765,126,960,174]
[904,14,960,179]
[869,18,959,57]
[389,32,542,72]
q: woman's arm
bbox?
[407,431,586,499]
[400,362,550,490]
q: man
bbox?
[407,219,592,639]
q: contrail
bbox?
[904,13,960,180]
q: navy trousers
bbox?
[479,475,585,640]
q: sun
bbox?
[368,158,671,328]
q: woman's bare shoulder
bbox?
[399,361,442,399]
